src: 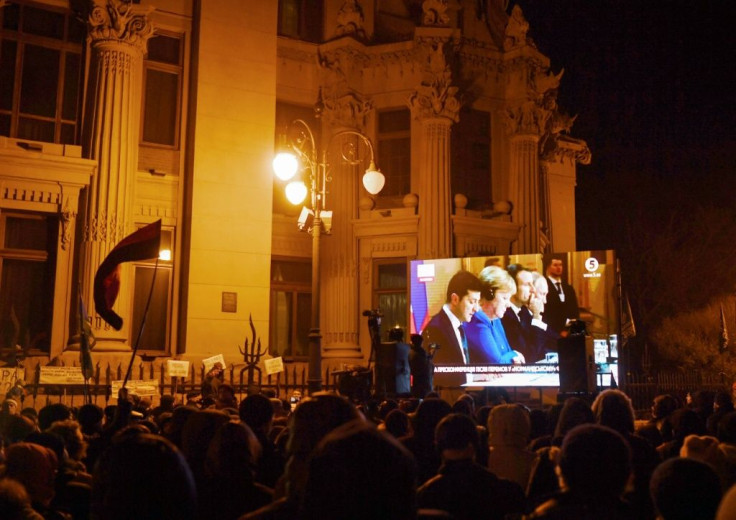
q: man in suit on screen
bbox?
[422,270,482,386]
[543,254,580,335]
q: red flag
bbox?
[621,293,637,345]
[93,220,161,330]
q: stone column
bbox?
[416,117,453,259]
[409,32,460,260]
[503,100,550,254]
[321,156,361,359]
[78,0,153,350]
[318,92,373,359]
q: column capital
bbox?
[79,0,154,51]
[502,100,550,137]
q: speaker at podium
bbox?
[374,340,411,398]
[557,332,596,395]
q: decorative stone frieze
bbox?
[371,238,409,254]
[1,182,60,205]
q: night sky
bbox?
[516,0,736,250]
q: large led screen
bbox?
[410,251,619,388]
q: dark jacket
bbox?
[418,458,526,520]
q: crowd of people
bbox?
[2,384,736,519]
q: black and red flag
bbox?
[93,220,162,330]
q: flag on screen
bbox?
[79,295,96,380]
[621,294,636,344]
[720,304,729,353]
[93,220,161,330]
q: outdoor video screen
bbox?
[409,251,619,388]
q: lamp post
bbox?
[273,120,385,394]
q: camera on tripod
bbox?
[362,308,383,328]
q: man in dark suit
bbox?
[528,272,560,362]
[501,264,538,362]
[422,270,482,386]
[543,254,580,335]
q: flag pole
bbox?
[615,257,626,388]
[92,219,162,391]
[720,304,729,386]
[79,286,89,404]
[122,257,160,390]
[78,282,95,405]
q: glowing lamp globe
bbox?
[273,152,299,181]
[362,161,385,195]
[285,180,308,205]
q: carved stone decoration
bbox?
[503,5,530,50]
[84,0,154,50]
[531,68,564,100]
[335,0,366,40]
[318,47,368,96]
[477,0,509,50]
[543,135,592,165]
[422,0,450,27]
[534,80,583,160]
[360,256,371,286]
[59,197,77,251]
[318,48,372,129]
[502,100,551,136]
[84,212,123,244]
[409,39,461,122]
[321,91,373,130]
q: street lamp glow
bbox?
[362,160,385,195]
[273,152,299,181]
[285,180,308,204]
[273,119,386,394]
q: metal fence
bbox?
[625,370,731,415]
[16,360,348,410]
[8,359,733,415]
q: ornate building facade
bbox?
[0,0,589,379]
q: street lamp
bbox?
[273,119,385,394]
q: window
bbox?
[141,32,183,147]
[131,228,174,354]
[0,212,57,353]
[372,259,407,342]
[270,258,311,358]
[278,0,323,43]
[274,101,320,215]
[451,108,491,209]
[0,2,85,143]
[377,108,410,200]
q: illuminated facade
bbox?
[0,0,589,378]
